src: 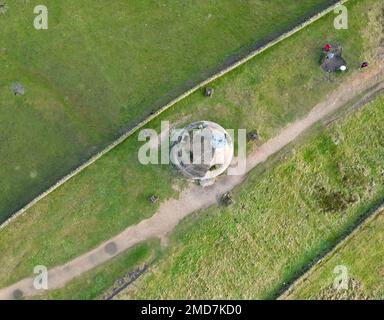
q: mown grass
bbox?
[284,209,384,300]
[0,0,335,222]
[120,94,384,300]
[0,0,379,289]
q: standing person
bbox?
[360,61,369,69]
[324,43,332,52]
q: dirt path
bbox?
[1,65,383,300]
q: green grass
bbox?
[0,0,381,290]
[120,94,384,300]
[0,0,335,222]
[284,210,384,300]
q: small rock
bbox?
[149,195,159,204]
[221,192,234,206]
[247,130,259,142]
[205,87,214,98]
[11,83,25,96]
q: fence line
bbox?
[279,203,384,299]
[0,0,348,230]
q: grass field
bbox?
[283,209,384,300]
[119,94,384,299]
[0,0,336,222]
[0,0,381,292]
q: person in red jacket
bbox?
[324,43,332,52]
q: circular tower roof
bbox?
[170,121,234,181]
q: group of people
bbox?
[323,43,369,70]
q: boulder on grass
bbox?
[247,130,259,142]
[149,195,159,204]
[11,83,25,96]
[205,87,214,98]
[221,192,234,206]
